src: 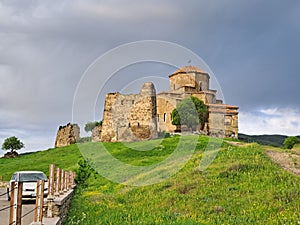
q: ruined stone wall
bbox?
[55,123,80,147]
[100,82,158,142]
[91,125,102,142]
[100,93,119,142]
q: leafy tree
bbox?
[84,121,102,133]
[2,136,25,153]
[171,96,208,130]
[283,136,299,149]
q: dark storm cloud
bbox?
[0,0,299,154]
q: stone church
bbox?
[99,66,238,142]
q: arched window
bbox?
[199,82,202,91]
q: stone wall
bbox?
[91,125,102,142]
[31,189,75,225]
[99,66,239,141]
[100,82,158,142]
[55,123,80,148]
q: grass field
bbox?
[1,135,300,224]
[0,144,81,181]
[66,136,300,225]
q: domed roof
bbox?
[170,65,207,76]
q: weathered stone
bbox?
[3,151,18,158]
[55,123,80,147]
[100,82,158,142]
[91,125,102,142]
[100,66,239,141]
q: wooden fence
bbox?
[0,164,75,225]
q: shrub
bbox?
[75,159,96,185]
[283,136,299,149]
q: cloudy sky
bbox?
[0,0,299,155]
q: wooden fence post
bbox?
[9,181,23,225]
[68,172,72,189]
[9,181,15,225]
[55,167,60,197]
[47,164,55,218]
[60,169,64,194]
[48,164,55,198]
[16,182,22,225]
[64,171,68,193]
[72,172,76,186]
[34,180,44,224]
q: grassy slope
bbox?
[0,144,82,181]
[64,136,300,225]
[1,137,300,224]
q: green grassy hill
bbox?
[0,144,82,181]
[1,136,300,224]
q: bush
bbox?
[78,137,92,143]
[283,136,299,149]
[75,159,96,185]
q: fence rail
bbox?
[1,164,75,225]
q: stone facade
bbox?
[55,123,80,147]
[100,82,158,142]
[100,66,238,142]
[91,125,102,142]
[156,66,239,138]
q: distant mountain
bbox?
[238,134,300,147]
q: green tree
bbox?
[283,136,299,149]
[75,159,96,186]
[84,121,102,133]
[171,96,208,130]
[2,136,25,153]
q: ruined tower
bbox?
[100,82,158,142]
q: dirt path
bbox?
[226,141,300,177]
[266,150,300,177]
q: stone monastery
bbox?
[99,65,238,142]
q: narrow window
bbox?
[121,100,124,105]
[138,122,140,127]
[157,114,159,122]
[128,123,131,128]
[199,82,202,91]
[132,100,135,104]
[163,113,166,122]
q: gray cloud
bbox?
[0,0,299,154]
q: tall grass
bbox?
[65,136,300,225]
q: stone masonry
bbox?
[100,82,158,142]
[100,66,239,142]
[91,125,102,142]
[55,123,80,147]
